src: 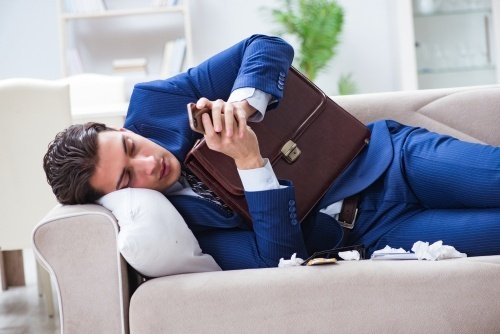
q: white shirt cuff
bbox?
[237,158,282,192]
[228,87,272,122]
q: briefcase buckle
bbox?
[281,140,301,163]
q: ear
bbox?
[118,127,131,133]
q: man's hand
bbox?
[201,112,264,170]
[196,98,257,138]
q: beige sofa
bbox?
[33,86,500,334]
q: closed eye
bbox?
[116,135,134,190]
[130,140,136,156]
[125,138,135,187]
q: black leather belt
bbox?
[338,194,360,244]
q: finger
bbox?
[211,99,224,133]
[202,112,218,142]
[202,113,220,151]
[224,103,234,137]
[196,97,212,109]
[235,108,248,138]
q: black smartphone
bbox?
[187,102,211,134]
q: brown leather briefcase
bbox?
[185,67,371,224]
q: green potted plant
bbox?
[270,0,357,94]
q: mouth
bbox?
[160,158,170,180]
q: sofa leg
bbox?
[0,249,25,289]
[0,248,6,291]
[37,261,55,318]
[36,258,43,297]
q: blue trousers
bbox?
[351,121,500,256]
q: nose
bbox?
[132,155,158,176]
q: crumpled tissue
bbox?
[371,245,416,260]
[373,245,409,255]
[411,240,467,261]
[338,250,361,261]
[278,253,304,267]
[372,241,467,260]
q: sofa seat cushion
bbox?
[129,256,500,334]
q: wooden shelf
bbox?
[414,8,491,18]
[418,65,495,75]
[61,6,184,20]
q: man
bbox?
[44,35,500,270]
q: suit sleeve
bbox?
[124,34,294,161]
[245,181,309,265]
[195,181,309,270]
[187,34,294,106]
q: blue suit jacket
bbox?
[124,35,394,270]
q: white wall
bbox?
[316,0,401,94]
[189,0,402,95]
[0,0,61,79]
[0,0,403,94]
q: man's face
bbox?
[90,129,181,195]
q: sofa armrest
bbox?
[33,204,129,334]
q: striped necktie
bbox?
[181,166,233,214]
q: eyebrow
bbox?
[115,134,127,190]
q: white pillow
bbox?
[97,188,221,277]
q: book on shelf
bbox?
[112,58,148,72]
[112,58,148,74]
[64,0,106,14]
[112,58,149,100]
[160,38,186,78]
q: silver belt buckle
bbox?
[338,208,358,230]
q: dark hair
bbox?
[43,122,115,205]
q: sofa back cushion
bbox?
[334,85,500,146]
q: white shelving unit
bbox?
[61,5,185,20]
[58,0,193,125]
[58,0,193,77]
[397,0,500,90]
